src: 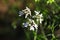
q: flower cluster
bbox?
[18,7,43,31]
[19,7,31,18]
[22,19,38,31]
[33,11,43,24]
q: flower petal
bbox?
[23,22,28,27]
[19,11,24,16]
[30,26,34,31]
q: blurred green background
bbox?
[0,0,60,40]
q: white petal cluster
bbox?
[19,7,44,31]
[39,14,43,24]
[22,19,38,31]
[34,11,40,15]
[18,7,31,18]
[33,11,43,24]
[22,7,31,18]
[30,20,38,31]
[30,26,34,31]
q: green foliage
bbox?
[1,0,60,40]
[13,0,60,40]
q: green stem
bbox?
[34,30,37,40]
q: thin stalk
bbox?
[51,22,56,40]
[34,29,37,40]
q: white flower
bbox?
[34,11,43,24]
[39,14,43,18]
[30,24,38,31]
[40,18,43,24]
[30,20,38,31]
[34,24,38,30]
[22,18,38,31]
[19,11,24,16]
[22,7,31,18]
[33,24,38,29]
[30,26,34,31]
[32,11,40,18]
[32,20,38,29]
[39,14,43,24]
[34,11,40,15]
[22,22,28,27]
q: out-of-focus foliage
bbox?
[0,0,60,40]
